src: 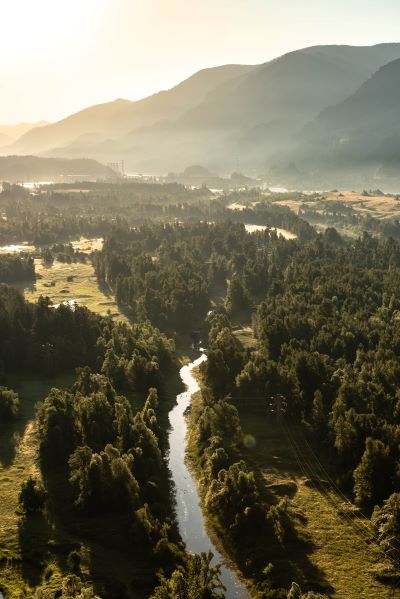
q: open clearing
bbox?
[238,407,394,598]
[15,259,129,323]
[2,237,131,322]
[0,374,75,597]
[275,190,400,221]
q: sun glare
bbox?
[1,0,108,68]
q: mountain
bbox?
[285,58,400,187]
[0,156,117,182]
[3,65,252,155]
[4,43,400,179]
[128,43,400,172]
[0,121,50,145]
[50,43,400,173]
[176,44,400,129]
[0,133,12,146]
[302,58,400,154]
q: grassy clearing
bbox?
[4,236,128,322]
[233,326,258,349]
[0,373,75,597]
[275,190,400,221]
[239,407,394,598]
[15,259,130,323]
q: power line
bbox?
[280,417,400,581]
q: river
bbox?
[244,224,297,239]
[3,237,251,596]
[168,353,250,598]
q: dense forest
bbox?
[198,231,400,594]
[0,283,183,597]
[0,182,312,246]
[91,218,400,595]
[1,179,400,598]
[0,254,35,283]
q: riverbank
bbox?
[185,362,394,598]
[186,386,259,598]
[169,354,251,599]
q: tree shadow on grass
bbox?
[42,468,155,598]
[0,419,27,468]
[18,512,53,588]
[228,526,335,596]
[96,279,114,299]
[96,278,135,323]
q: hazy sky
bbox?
[1,0,400,124]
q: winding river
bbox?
[168,353,250,598]
[3,239,251,596]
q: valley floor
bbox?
[239,407,395,598]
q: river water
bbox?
[168,353,250,598]
[2,237,251,596]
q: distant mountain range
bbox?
[0,156,116,181]
[292,58,400,181]
[0,121,49,147]
[2,43,400,188]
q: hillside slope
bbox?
[303,58,400,157]
[0,156,116,181]
[57,43,400,173]
[4,65,252,155]
[283,58,400,187]
[4,43,400,180]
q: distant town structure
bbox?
[107,160,125,176]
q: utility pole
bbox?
[267,394,287,420]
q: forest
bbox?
[0,180,400,598]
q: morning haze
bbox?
[2,0,400,123]
[1,2,400,599]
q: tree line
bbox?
[0,253,35,283]
[202,229,400,575]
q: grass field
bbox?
[274,190,400,221]
[233,326,258,349]
[0,373,75,597]
[15,259,130,323]
[238,406,395,598]
[0,237,128,322]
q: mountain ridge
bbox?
[3,43,400,184]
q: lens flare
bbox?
[243,434,256,449]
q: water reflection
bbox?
[168,354,250,598]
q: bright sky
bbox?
[1,0,400,124]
